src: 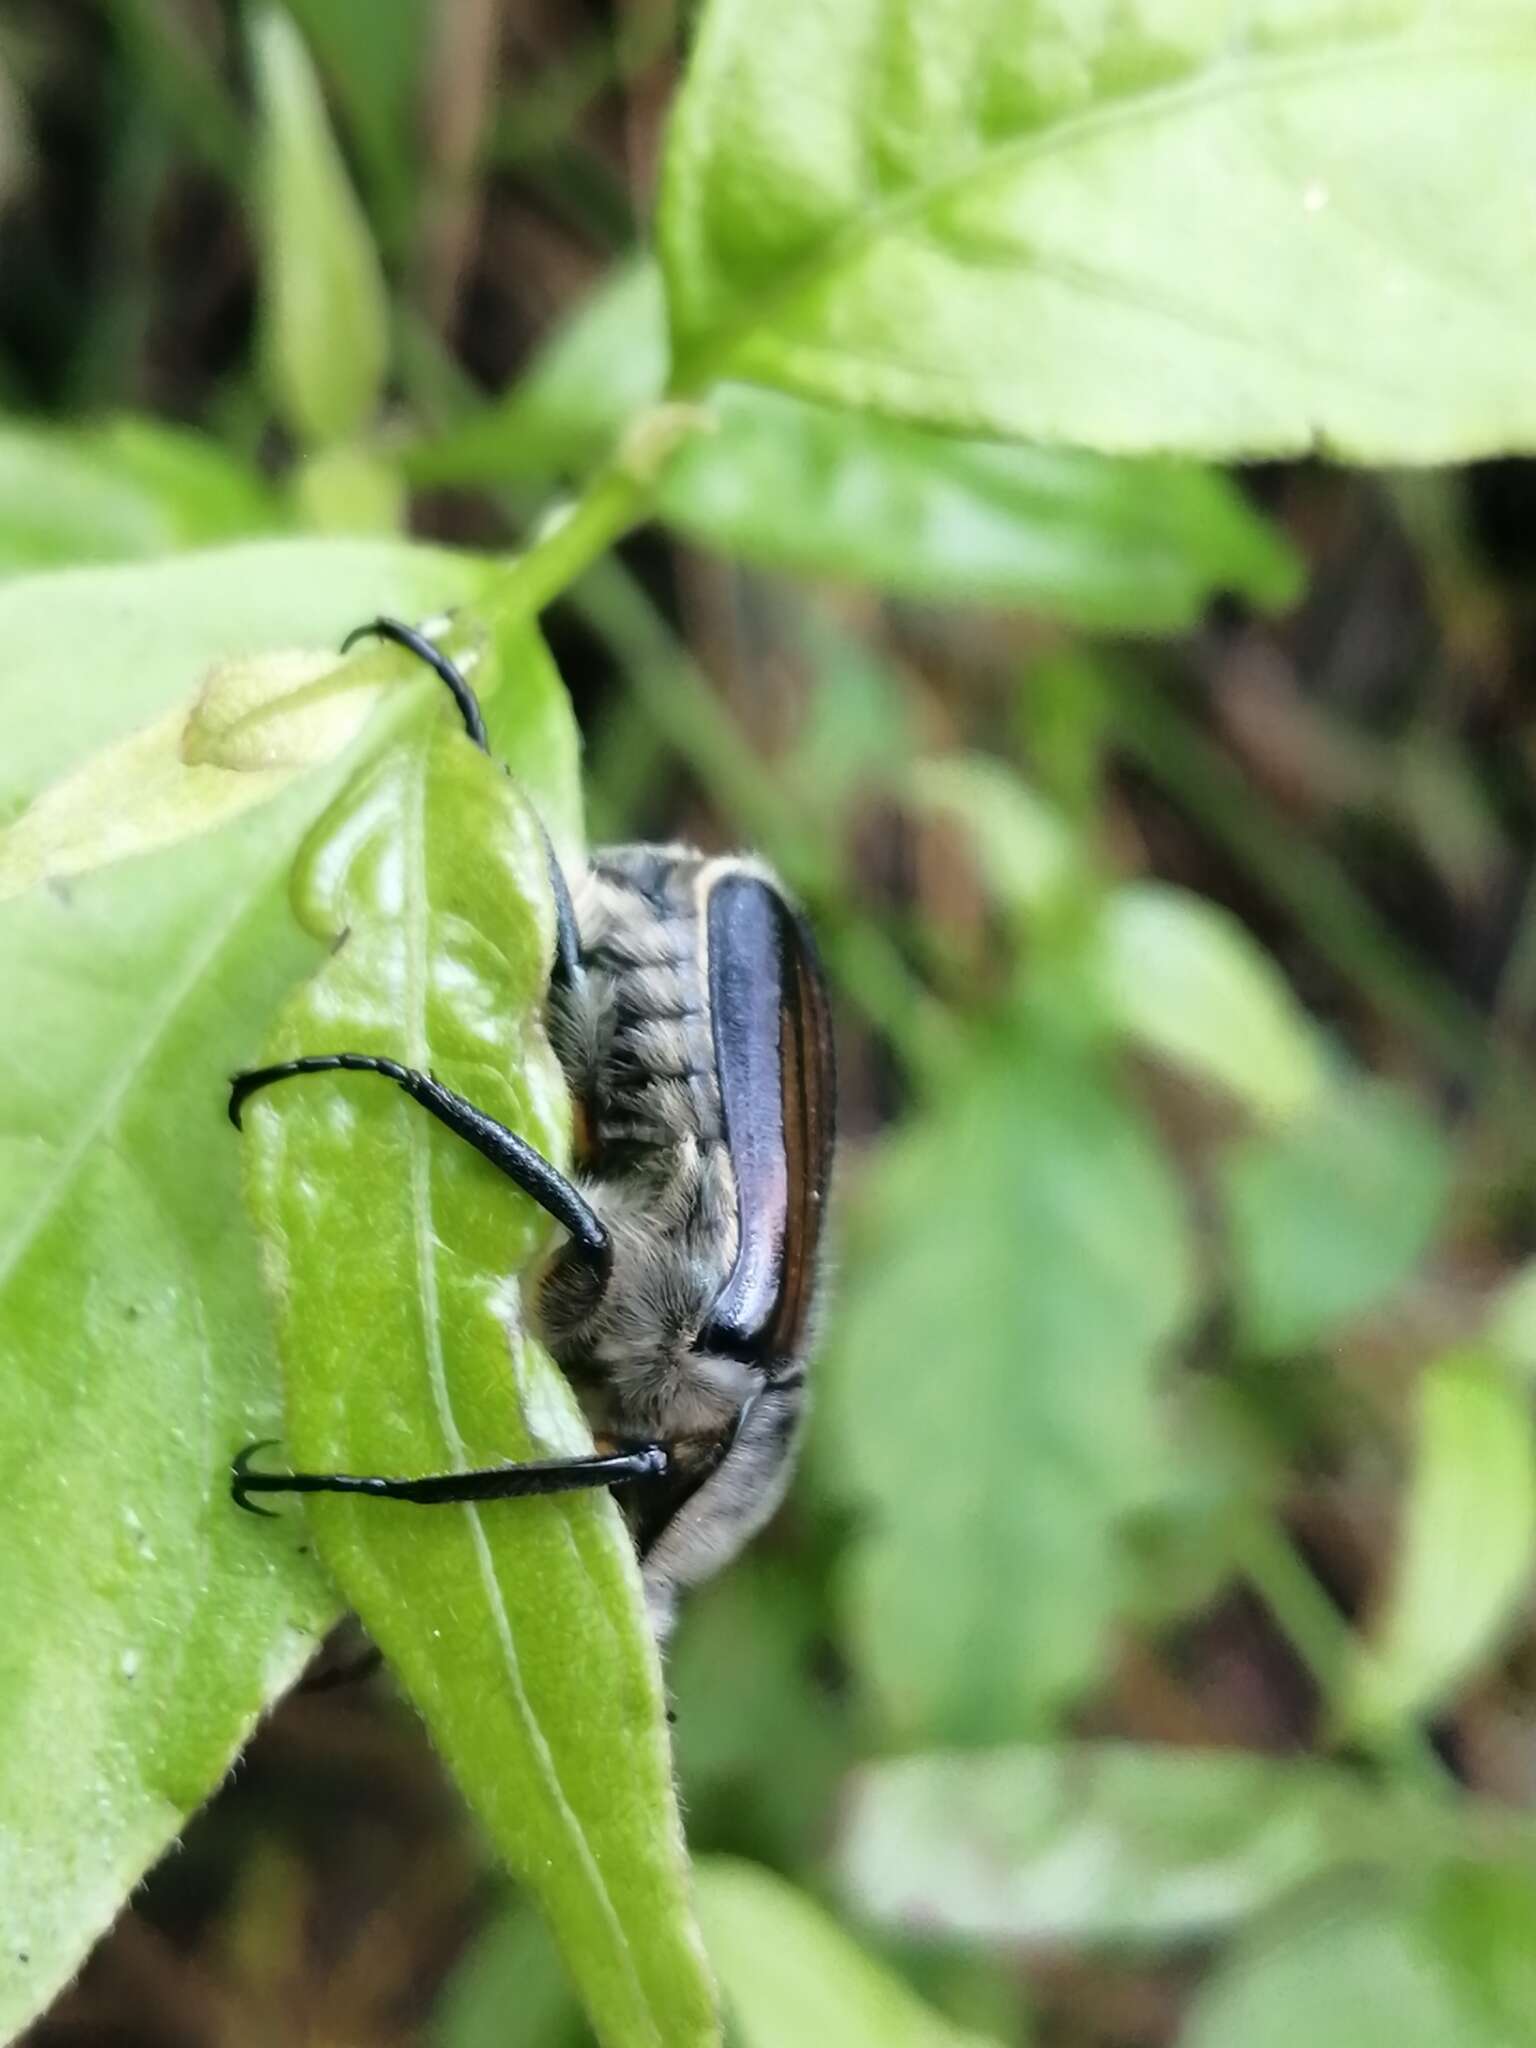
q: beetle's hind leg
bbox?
[232,1438,669,1514]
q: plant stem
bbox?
[477,404,702,629]
[1236,1514,1454,1798]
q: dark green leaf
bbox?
[824,1036,1196,1740]
[660,1,1536,460]
[241,705,718,2047]
[0,538,493,2040]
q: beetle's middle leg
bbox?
[230,1057,609,1280]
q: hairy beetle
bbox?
[231,619,836,1634]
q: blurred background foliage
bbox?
[7,2,1536,2045]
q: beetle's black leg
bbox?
[341,615,489,751]
[228,1056,610,1279]
[232,1438,668,1514]
[543,836,583,1004]
[339,615,584,1002]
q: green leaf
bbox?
[910,764,1320,1117]
[291,442,407,533]
[0,548,500,900]
[0,538,492,2040]
[824,1035,1195,1741]
[1103,883,1324,1122]
[1219,1079,1451,1355]
[662,387,1301,627]
[281,0,431,246]
[669,1557,855,1872]
[1186,1868,1536,2048]
[908,754,1082,920]
[696,1859,998,2048]
[241,715,718,2048]
[409,256,1299,628]
[1343,1350,1536,1740]
[1486,1259,1536,1382]
[840,1743,1445,1948]
[249,3,390,446]
[432,1903,587,2048]
[0,649,378,904]
[660,0,1536,461]
[0,417,280,577]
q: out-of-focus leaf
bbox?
[662,387,1301,628]
[786,625,917,813]
[83,419,282,544]
[825,1035,1195,1740]
[409,258,667,486]
[912,766,1319,1119]
[1343,1351,1536,1739]
[282,0,429,244]
[1487,1260,1536,1381]
[242,710,717,2048]
[432,1903,587,2048]
[0,538,495,2042]
[1185,1869,1536,2048]
[909,755,1080,922]
[0,418,279,576]
[249,3,389,446]
[696,1859,997,2048]
[1104,883,1324,1122]
[1219,1081,1451,1355]
[409,255,1298,629]
[840,1744,1441,1948]
[669,1558,853,1872]
[660,0,1536,462]
[291,442,407,534]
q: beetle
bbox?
[229,617,836,1634]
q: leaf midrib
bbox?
[396,735,661,2045]
[669,22,1536,393]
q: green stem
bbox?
[479,464,648,629]
[1236,1515,1453,1798]
[476,404,706,628]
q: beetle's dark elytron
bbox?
[230,618,836,1633]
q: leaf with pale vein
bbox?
[661,0,1536,459]
[242,717,718,2048]
[0,538,497,2038]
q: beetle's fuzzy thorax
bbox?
[537,846,751,1440]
